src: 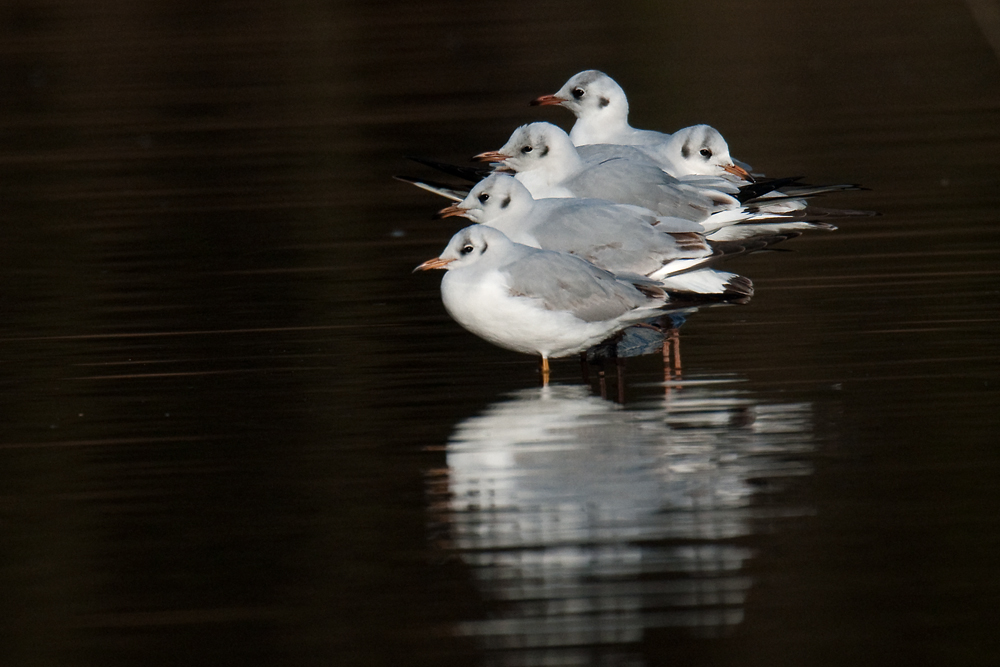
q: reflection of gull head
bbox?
[431,380,816,653]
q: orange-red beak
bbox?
[413,257,455,273]
[472,150,510,163]
[435,204,468,219]
[530,94,568,107]
[722,164,754,182]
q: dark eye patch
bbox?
[599,97,610,108]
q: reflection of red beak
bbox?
[722,163,754,182]
[472,150,510,163]
[530,94,568,107]
[435,204,468,219]
[413,257,455,273]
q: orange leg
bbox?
[662,327,683,389]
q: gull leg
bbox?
[671,328,682,390]
[662,334,673,389]
[616,356,626,403]
[662,326,683,392]
[671,328,682,376]
[540,356,550,386]
[662,337,670,380]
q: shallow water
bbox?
[2,1,1000,666]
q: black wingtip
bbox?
[708,231,808,258]
[735,176,805,204]
[394,173,463,189]
[406,155,489,183]
[722,275,754,302]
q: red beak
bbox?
[413,257,455,273]
[472,150,510,163]
[530,94,568,107]
[435,204,468,219]
[722,164,754,182]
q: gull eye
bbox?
[572,87,585,99]
[699,148,712,158]
[477,193,490,203]
[521,145,533,154]
[460,244,474,255]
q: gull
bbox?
[436,173,753,299]
[574,126,747,185]
[531,70,751,180]
[414,225,691,376]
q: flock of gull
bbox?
[406,70,868,379]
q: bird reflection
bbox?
[583,311,690,399]
[426,380,814,661]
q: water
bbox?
[2,1,1000,666]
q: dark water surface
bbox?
[2,1,1000,665]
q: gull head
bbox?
[668,125,751,180]
[440,174,533,224]
[414,225,512,272]
[532,70,629,126]
[477,122,578,175]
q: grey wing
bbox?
[530,201,712,276]
[566,160,733,221]
[677,174,742,195]
[613,205,705,233]
[537,197,705,233]
[578,143,663,167]
[503,251,656,323]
